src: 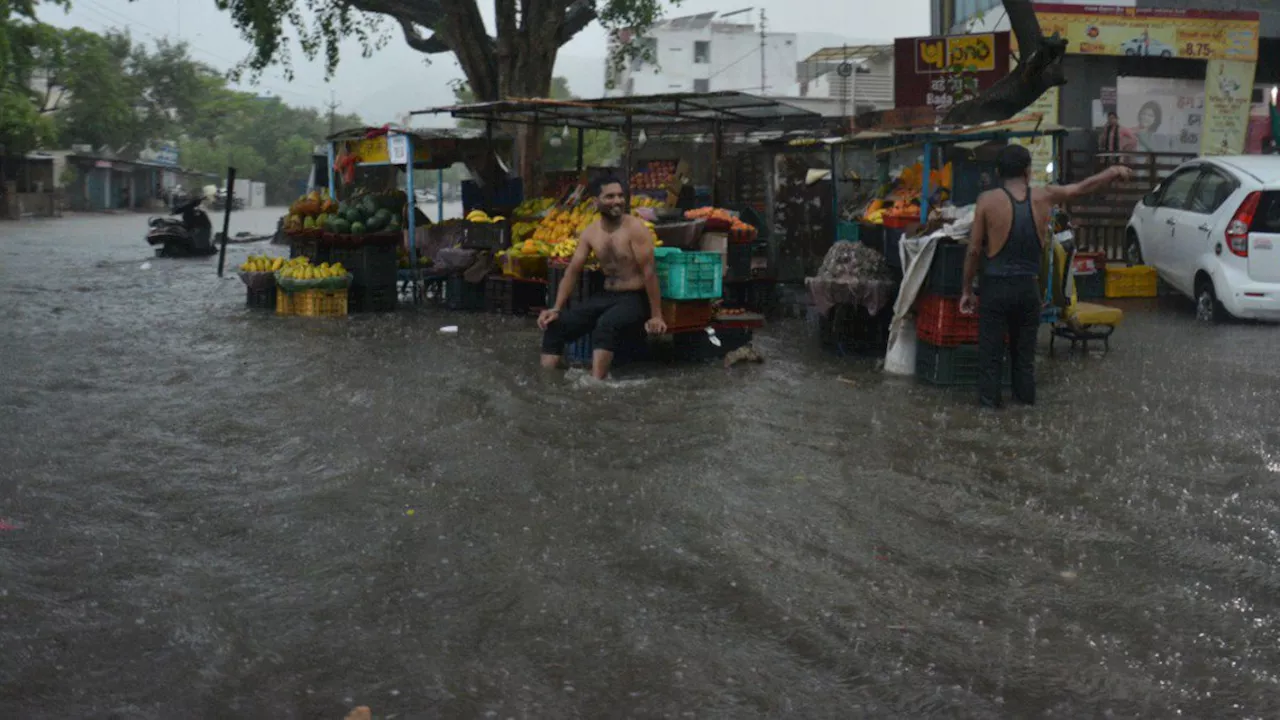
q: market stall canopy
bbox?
[412,92,826,135]
[827,114,1077,150]
[326,126,512,171]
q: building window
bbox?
[694,79,710,93]
[632,37,657,70]
[694,41,711,64]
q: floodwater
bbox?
[4,209,1280,719]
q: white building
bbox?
[607,11,798,97]
[796,45,895,116]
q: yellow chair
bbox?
[1046,239,1124,354]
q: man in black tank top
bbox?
[960,145,1130,408]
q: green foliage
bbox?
[210,0,677,100]
[1,0,68,154]
[5,10,363,204]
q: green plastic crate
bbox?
[657,250,723,300]
[837,221,860,242]
[916,341,1012,386]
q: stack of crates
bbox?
[915,243,1008,386]
[330,244,398,313]
[1073,252,1107,300]
[1104,264,1158,298]
[546,266,605,366]
[655,247,722,334]
[484,276,546,315]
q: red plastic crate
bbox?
[916,294,979,347]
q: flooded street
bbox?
[5,209,1280,718]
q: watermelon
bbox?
[344,207,363,225]
[332,218,351,234]
[366,213,387,232]
[350,221,367,235]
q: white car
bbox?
[1126,156,1280,322]
[1120,37,1174,57]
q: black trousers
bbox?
[978,275,1040,407]
[541,290,648,354]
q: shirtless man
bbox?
[960,145,1131,408]
[538,176,667,379]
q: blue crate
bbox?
[657,250,723,300]
[565,335,593,366]
[837,221,860,242]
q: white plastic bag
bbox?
[883,317,917,376]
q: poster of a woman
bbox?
[1117,77,1204,154]
[1118,101,1164,151]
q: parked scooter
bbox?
[146,197,216,258]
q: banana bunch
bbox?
[514,197,556,216]
[512,220,540,243]
[631,195,666,209]
[465,209,505,223]
[240,255,285,273]
[278,257,348,280]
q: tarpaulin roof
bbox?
[412,91,825,134]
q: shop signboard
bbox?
[1031,4,1260,63]
[894,31,1011,123]
[341,135,431,165]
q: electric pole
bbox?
[759,9,767,95]
[326,91,339,135]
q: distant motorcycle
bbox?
[210,190,245,212]
[146,197,216,258]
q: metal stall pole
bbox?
[576,128,585,174]
[711,120,724,207]
[437,169,444,222]
[327,142,336,198]
[216,167,237,277]
[920,140,933,225]
[405,133,416,258]
[830,143,839,242]
[622,115,633,211]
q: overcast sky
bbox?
[41,0,930,125]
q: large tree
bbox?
[211,0,673,187]
[943,0,1067,125]
[1,0,66,159]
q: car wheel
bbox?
[1160,50,1172,57]
[1125,233,1144,265]
[1195,278,1225,323]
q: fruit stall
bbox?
[409,92,821,337]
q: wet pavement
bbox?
[3,210,1280,719]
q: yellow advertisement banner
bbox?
[1201,60,1257,156]
[1028,5,1259,62]
[1014,87,1060,186]
[341,136,432,165]
[916,33,997,73]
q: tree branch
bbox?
[395,16,451,53]
[943,0,1067,125]
[556,0,597,46]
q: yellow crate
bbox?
[1105,264,1158,299]
[276,289,299,316]
[502,253,549,280]
[276,289,347,317]
[296,289,348,317]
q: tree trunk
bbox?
[505,45,557,196]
